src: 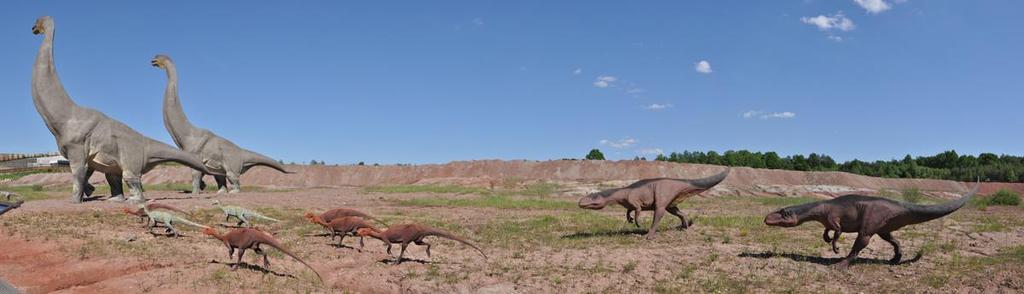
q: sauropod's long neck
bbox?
[31,27,78,132]
[161,61,197,147]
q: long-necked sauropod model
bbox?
[577,168,730,239]
[152,55,290,194]
[764,183,979,269]
[31,16,219,203]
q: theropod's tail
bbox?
[905,182,979,224]
[148,141,223,176]
[174,216,210,229]
[241,150,292,174]
[257,233,324,283]
[688,167,731,189]
[253,212,281,222]
[147,203,191,216]
[424,227,487,259]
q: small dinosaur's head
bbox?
[32,16,53,35]
[151,54,172,68]
[763,208,800,227]
[121,207,135,214]
[577,190,614,210]
[303,212,321,223]
[202,227,219,237]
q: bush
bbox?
[982,189,1021,206]
[901,188,924,204]
[585,149,605,160]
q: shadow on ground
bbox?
[209,260,296,278]
[738,250,923,266]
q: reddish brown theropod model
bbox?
[318,208,387,225]
[304,213,376,250]
[577,168,730,239]
[356,224,487,264]
[764,183,979,269]
[203,227,323,282]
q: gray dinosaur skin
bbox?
[578,168,730,239]
[30,16,219,203]
[152,55,290,194]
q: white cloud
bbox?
[593,75,618,88]
[827,35,844,42]
[695,60,713,74]
[801,12,855,31]
[637,148,664,156]
[854,0,892,14]
[473,18,485,25]
[600,138,636,149]
[645,103,672,110]
[573,68,583,75]
[743,110,796,119]
[763,111,796,119]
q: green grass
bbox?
[977,189,1021,207]
[367,183,562,197]
[366,184,489,195]
[902,188,924,204]
[397,195,575,210]
[753,196,819,207]
[0,168,63,181]
[0,184,55,201]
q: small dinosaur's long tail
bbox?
[258,235,324,283]
[350,211,388,226]
[147,203,191,216]
[906,182,979,225]
[174,216,210,229]
[425,227,488,259]
[253,212,281,222]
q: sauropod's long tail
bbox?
[425,227,487,259]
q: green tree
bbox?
[585,149,606,160]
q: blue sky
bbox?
[1,1,1021,164]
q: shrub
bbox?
[901,188,923,204]
[982,189,1021,206]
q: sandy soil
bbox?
[0,186,1022,293]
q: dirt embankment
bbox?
[12,160,1024,199]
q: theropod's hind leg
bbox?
[878,231,902,264]
[645,207,667,240]
[214,175,228,194]
[666,206,690,229]
[233,248,246,270]
[415,240,432,258]
[625,209,635,225]
[836,232,874,270]
[397,242,410,264]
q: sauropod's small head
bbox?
[151,55,172,68]
[32,16,53,35]
[763,208,799,227]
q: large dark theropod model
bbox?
[152,55,290,194]
[577,168,730,239]
[31,16,217,203]
[764,183,978,269]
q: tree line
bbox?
[648,150,1023,183]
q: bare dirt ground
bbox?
[1,183,1023,293]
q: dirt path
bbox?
[1,187,1022,293]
